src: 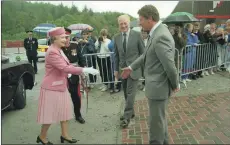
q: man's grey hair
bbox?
[118,14,130,23]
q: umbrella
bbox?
[67,24,93,31]
[163,12,200,23]
[33,23,56,35]
[71,30,82,35]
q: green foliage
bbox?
[2,1,134,40]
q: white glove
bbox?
[68,74,72,78]
[82,67,99,75]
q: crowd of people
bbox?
[23,3,230,145]
[56,20,230,91]
[168,21,230,87]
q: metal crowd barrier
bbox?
[83,52,117,85]
[179,43,230,87]
[83,43,230,87]
[180,43,230,73]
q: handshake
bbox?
[114,67,132,80]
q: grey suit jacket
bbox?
[114,30,145,80]
[130,24,179,100]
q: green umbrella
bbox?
[163,12,200,23]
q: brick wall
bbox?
[2,40,24,48]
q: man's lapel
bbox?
[145,36,153,53]
[118,33,125,53]
[126,30,133,52]
[143,24,161,63]
[145,24,161,53]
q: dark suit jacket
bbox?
[63,43,86,84]
[24,37,38,57]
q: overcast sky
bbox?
[31,1,179,18]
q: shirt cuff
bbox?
[128,66,133,71]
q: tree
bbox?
[1,1,134,40]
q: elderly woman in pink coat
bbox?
[36,27,99,145]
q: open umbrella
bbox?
[71,30,82,35]
[163,12,200,23]
[33,23,56,35]
[68,24,93,31]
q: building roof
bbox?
[171,1,230,19]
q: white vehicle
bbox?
[37,38,49,59]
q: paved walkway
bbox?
[122,92,230,144]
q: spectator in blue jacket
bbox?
[181,23,199,86]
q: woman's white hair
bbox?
[118,14,130,23]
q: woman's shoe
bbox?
[60,136,79,143]
[36,136,53,145]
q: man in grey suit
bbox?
[114,14,145,128]
[122,5,180,144]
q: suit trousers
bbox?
[68,79,82,118]
[122,77,138,120]
[27,55,38,73]
[148,99,169,145]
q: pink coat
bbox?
[40,44,83,92]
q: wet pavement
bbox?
[2,48,230,144]
[121,92,230,144]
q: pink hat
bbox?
[48,27,69,37]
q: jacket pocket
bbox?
[145,80,170,100]
[51,80,64,86]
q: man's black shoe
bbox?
[76,116,85,124]
[120,114,135,121]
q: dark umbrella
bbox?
[163,12,200,23]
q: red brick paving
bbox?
[121,92,230,144]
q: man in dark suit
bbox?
[24,30,38,74]
[114,14,145,128]
[122,5,180,144]
[63,28,87,124]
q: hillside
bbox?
[1,1,135,40]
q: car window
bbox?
[38,39,47,45]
